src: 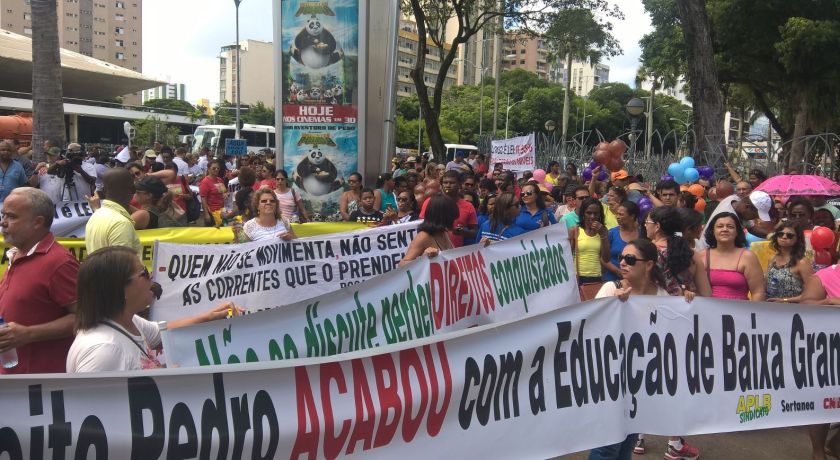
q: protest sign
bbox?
[2,296,840,458]
[0,222,368,277]
[150,222,421,322]
[162,225,576,366]
[490,133,536,173]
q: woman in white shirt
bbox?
[237,187,298,243]
[67,246,240,372]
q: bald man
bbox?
[85,168,140,254]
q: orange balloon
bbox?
[688,184,705,198]
[609,157,624,172]
[594,149,610,165]
[694,199,706,212]
[596,141,610,152]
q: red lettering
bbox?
[321,362,350,460]
[372,354,401,447]
[446,260,459,326]
[424,343,452,436]
[455,257,469,322]
[476,252,497,312]
[346,359,375,454]
[399,348,428,442]
[291,367,320,460]
[429,262,445,329]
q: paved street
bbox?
[555,427,820,459]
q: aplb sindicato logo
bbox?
[736,393,771,423]
[825,397,840,410]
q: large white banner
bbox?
[490,133,536,173]
[162,225,576,367]
[0,199,92,238]
[2,296,840,458]
[150,222,420,322]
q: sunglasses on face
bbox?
[521,191,535,197]
[260,199,277,204]
[776,231,796,239]
[619,254,647,266]
[576,195,590,201]
[397,197,409,202]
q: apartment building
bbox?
[396,18,457,99]
[0,0,143,104]
[142,82,186,103]
[218,39,274,107]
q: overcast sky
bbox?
[142,0,651,105]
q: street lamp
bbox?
[234,0,242,140]
[625,98,645,157]
[504,91,526,139]
[456,58,488,136]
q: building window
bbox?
[116,52,125,60]
[23,27,32,35]
[115,13,124,21]
[115,27,124,34]
[23,12,31,20]
[115,39,124,46]
[520,59,525,64]
[115,0,125,7]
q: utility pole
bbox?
[491,0,504,137]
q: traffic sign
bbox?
[225,139,247,156]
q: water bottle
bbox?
[767,276,780,299]
[0,316,19,369]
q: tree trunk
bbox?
[788,94,809,172]
[560,54,572,144]
[675,0,725,167]
[30,0,66,162]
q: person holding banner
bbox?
[702,212,766,301]
[399,195,457,266]
[765,221,811,303]
[235,187,296,243]
[67,246,241,372]
[478,192,525,243]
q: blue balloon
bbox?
[667,162,684,178]
[679,156,695,169]
[673,170,686,184]
[684,167,700,183]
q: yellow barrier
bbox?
[0,223,369,275]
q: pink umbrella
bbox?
[755,175,840,196]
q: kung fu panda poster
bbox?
[280,0,359,220]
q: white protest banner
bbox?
[490,133,536,172]
[0,199,92,238]
[150,221,420,322]
[162,224,576,367]
[3,296,840,458]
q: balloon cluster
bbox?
[811,226,836,265]
[583,140,627,181]
[665,157,714,185]
[638,196,653,219]
[531,169,554,192]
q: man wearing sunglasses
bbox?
[562,185,591,230]
[0,188,79,374]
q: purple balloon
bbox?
[589,159,598,168]
[660,174,674,182]
[582,168,593,181]
[597,169,608,181]
[638,202,653,217]
[638,197,653,208]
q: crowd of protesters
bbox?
[3,137,840,458]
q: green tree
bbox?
[543,8,621,145]
[241,101,275,126]
[30,0,66,161]
[142,98,195,113]
[134,116,180,147]
[404,0,621,158]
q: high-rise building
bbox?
[396,18,457,99]
[0,0,143,104]
[142,83,186,103]
[218,39,274,107]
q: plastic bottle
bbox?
[0,316,19,369]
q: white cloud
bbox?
[142,0,650,104]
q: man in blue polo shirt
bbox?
[0,141,29,203]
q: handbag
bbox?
[575,229,604,301]
[182,176,202,223]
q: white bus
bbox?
[190,124,275,156]
[443,143,478,163]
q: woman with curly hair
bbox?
[765,220,811,303]
[644,206,711,298]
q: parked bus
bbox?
[190,124,275,156]
[442,144,478,163]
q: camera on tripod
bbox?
[56,149,85,181]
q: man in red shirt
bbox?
[421,170,477,247]
[0,187,78,374]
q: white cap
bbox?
[749,190,772,221]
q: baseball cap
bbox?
[748,190,772,221]
[406,156,417,163]
[611,170,629,181]
[66,143,82,152]
[134,175,168,196]
[144,149,157,158]
[455,151,465,157]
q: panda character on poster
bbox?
[293,134,343,196]
[291,3,343,70]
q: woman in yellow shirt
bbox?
[569,197,610,283]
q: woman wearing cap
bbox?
[515,181,557,231]
[236,187,297,242]
[131,176,186,229]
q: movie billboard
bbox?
[281,0,359,220]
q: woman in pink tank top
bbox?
[703,212,765,301]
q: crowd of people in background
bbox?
[3,137,840,458]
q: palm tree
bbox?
[30,0,66,161]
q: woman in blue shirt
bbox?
[602,201,640,281]
[515,181,557,231]
[478,192,526,242]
